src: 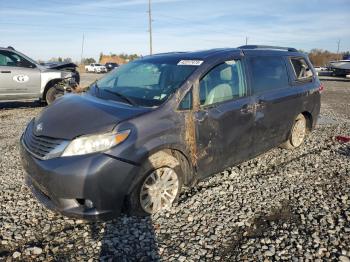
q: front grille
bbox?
[22,123,68,160]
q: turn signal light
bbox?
[319,84,324,93]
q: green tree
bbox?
[63,57,72,63]
[82,58,96,65]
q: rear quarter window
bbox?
[248,56,289,94]
[289,57,314,81]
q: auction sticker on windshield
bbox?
[177,60,203,66]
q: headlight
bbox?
[61,130,130,157]
[61,71,73,79]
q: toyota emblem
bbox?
[36,123,43,133]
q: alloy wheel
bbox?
[291,117,306,147]
[139,167,179,214]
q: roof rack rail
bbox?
[238,45,297,52]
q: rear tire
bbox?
[45,85,64,105]
[281,114,307,149]
[126,151,183,216]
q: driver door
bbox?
[194,58,255,178]
[0,50,41,99]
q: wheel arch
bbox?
[126,146,195,195]
[147,145,195,185]
[42,78,63,101]
[301,111,313,132]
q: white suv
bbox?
[0,47,79,104]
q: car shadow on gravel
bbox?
[219,200,301,260]
[83,123,160,261]
[0,100,44,109]
[88,217,160,261]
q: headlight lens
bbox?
[61,130,130,157]
[61,71,73,79]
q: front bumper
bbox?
[20,140,140,221]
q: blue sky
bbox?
[1,0,349,62]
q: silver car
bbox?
[0,47,79,104]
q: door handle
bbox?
[195,111,208,122]
[1,70,11,73]
[240,103,255,114]
[256,99,267,110]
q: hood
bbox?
[33,93,151,140]
[44,62,78,71]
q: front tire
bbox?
[126,151,183,216]
[281,114,307,149]
[45,85,64,105]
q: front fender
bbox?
[40,71,63,93]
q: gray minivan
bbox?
[20,46,321,220]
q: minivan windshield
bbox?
[93,58,198,107]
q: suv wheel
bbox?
[45,85,64,105]
[281,114,307,149]
[127,151,182,216]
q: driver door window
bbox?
[199,60,246,106]
[0,50,34,68]
[0,51,14,66]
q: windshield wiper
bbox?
[92,82,138,106]
[101,88,137,106]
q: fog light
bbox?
[84,199,94,209]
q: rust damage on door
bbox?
[184,113,198,167]
[182,82,202,168]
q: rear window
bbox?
[290,57,313,81]
[248,56,289,94]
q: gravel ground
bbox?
[0,80,349,261]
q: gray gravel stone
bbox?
[12,251,21,259]
[340,256,350,262]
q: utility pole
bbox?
[148,0,153,55]
[80,33,85,65]
[336,39,341,55]
[245,36,248,45]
